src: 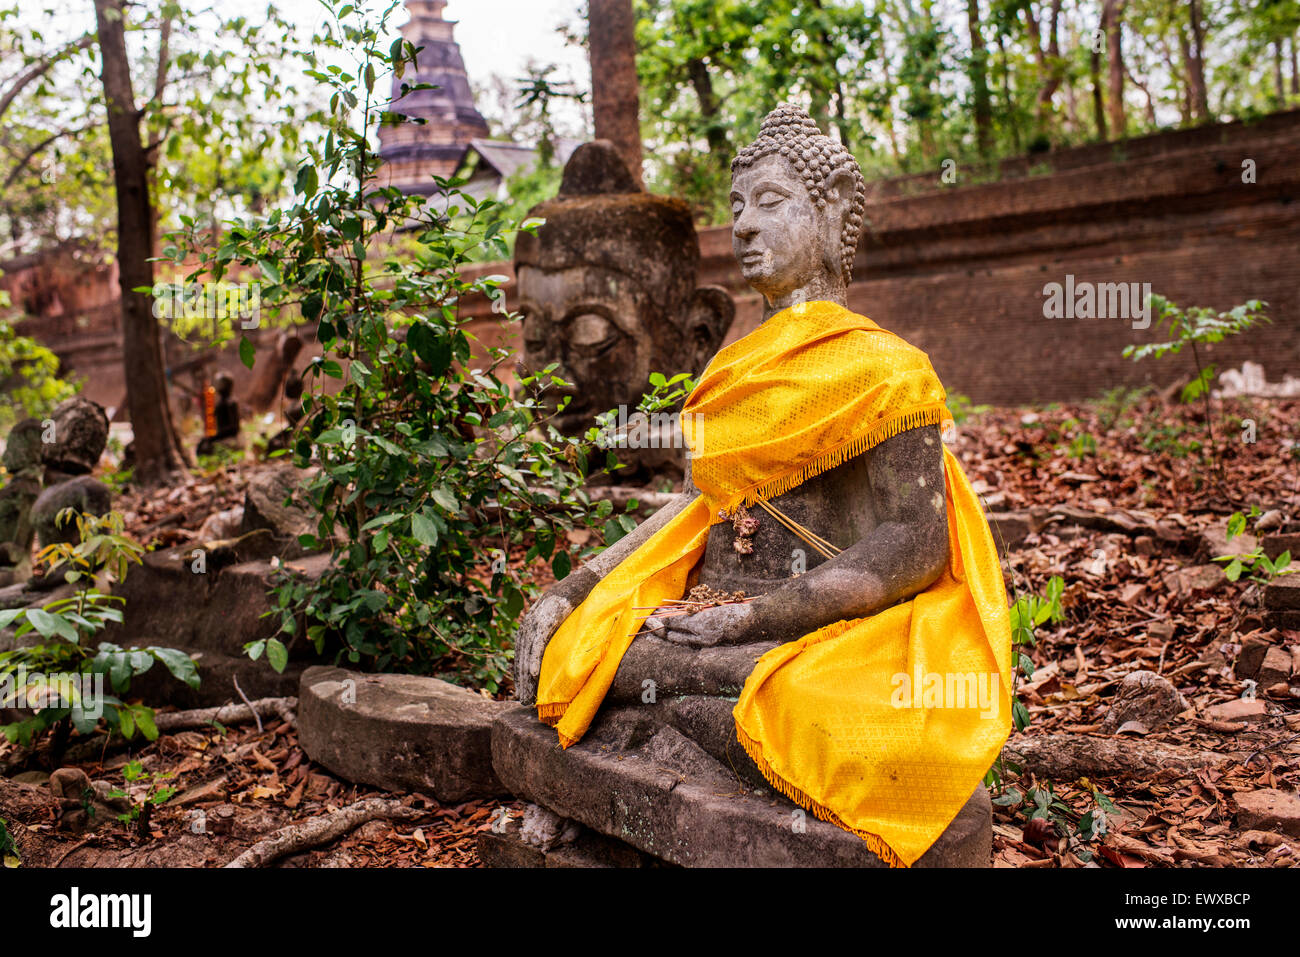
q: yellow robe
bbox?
[536,300,1012,866]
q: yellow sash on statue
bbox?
[535,300,1012,867]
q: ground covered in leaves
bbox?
[3,389,1298,868]
[950,389,1300,867]
[0,708,522,868]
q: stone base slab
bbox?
[490,704,991,867]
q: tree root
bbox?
[1002,734,1227,780]
[223,797,419,868]
[153,696,297,733]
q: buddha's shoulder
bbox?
[843,319,935,370]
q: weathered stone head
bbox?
[0,418,43,582]
[730,105,866,312]
[515,140,734,435]
[3,418,44,474]
[41,397,109,476]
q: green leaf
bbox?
[134,707,159,741]
[25,608,75,642]
[239,336,256,369]
[551,550,572,580]
[431,486,458,513]
[151,648,200,690]
[257,258,283,284]
[295,164,319,198]
[266,638,289,674]
[411,513,439,547]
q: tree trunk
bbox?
[93,0,186,485]
[1291,32,1299,96]
[1185,0,1210,119]
[1090,19,1107,140]
[832,80,851,149]
[1103,0,1126,139]
[1023,0,1063,137]
[967,0,993,156]
[1276,39,1287,104]
[995,30,1021,152]
[588,0,643,186]
[686,58,729,155]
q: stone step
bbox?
[476,814,658,868]
[298,666,507,803]
[490,704,991,868]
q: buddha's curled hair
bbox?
[732,104,867,284]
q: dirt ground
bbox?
[3,389,1298,868]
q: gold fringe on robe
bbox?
[536,300,1012,866]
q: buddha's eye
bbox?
[569,312,614,349]
[757,190,785,209]
[730,199,744,216]
[520,311,547,346]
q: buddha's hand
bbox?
[514,590,579,706]
[660,601,759,647]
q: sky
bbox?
[439,0,591,135]
[443,0,588,96]
[13,1,593,136]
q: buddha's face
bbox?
[516,264,664,435]
[730,153,829,302]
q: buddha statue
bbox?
[514,106,1011,867]
[196,371,241,456]
[514,140,733,474]
[0,418,44,586]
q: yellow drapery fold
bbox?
[536,300,1011,866]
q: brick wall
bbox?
[463,109,1300,405]
[8,111,1300,410]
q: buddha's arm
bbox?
[664,427,950,646]
[514,472,701,705]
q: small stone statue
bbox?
[514,140,734,475]
[515,106,1011,867]
[0,419,44,585]
[197,371,241,456]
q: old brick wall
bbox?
[8,111,1300,410]
[463,110,1300,406]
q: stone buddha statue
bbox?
[514,140,733,474]
[512,106,1008,867]
[518,108,946,704]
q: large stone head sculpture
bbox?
[730,105,866,306]
[514,141,734,435]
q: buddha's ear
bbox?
[825,167,858,208]
[685,285,735,368]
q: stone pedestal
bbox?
[298,666,507,803]
[489,704,992,868]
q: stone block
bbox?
[1234,789,1300,836]
[298,665,507,803]
[490,704,991,868]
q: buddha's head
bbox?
[730,105,866,305]
[515,141,733,435]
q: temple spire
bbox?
[377,0,490,195]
